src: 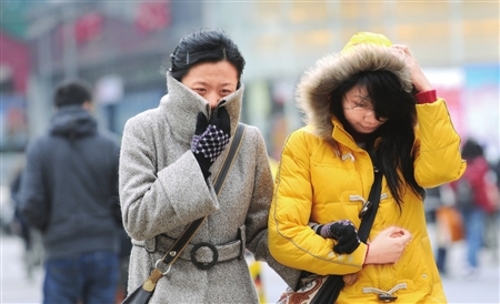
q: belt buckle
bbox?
[190,242,219,270]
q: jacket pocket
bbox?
[390,237,433,298]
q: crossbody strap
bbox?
[157,123,246,267]
[358,168,383,242]
[309,167,383,304]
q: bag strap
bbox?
[309,167,383,304]
[159,123,246,266]
[213,122,246,194]
[152,123,246,270]
[357,168,383,242]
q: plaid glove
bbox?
[317,220,360,254]
[191,107,231,179]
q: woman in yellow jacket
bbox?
[269,32,465,303]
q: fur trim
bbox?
[296,44,412,140]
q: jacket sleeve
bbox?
[242,127,302,289]
[119,116,219,241]
[19,140,51,231]
[268,130,367,276]
[413,98,466,188]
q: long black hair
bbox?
[330,70,425,206]
[168,28,246,86]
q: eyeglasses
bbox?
[344,98,375,114]
[344,98,388,122]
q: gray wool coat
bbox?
[119,74,301,304]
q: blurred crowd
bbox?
[424,138,500,279]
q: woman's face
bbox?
[181,61,239,109]
[342,84,388,134]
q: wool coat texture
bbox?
[268,36,466,303]
[119,73,300,304]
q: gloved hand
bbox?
[318,219,360,254]
[191,107,231,179]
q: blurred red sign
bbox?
[74,12,103,44]
[135,1,171,33]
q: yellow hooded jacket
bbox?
[269,32,465,303]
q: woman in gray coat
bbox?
[119,28,299,303]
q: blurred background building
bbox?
[1,0,499,231]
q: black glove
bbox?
[317,220,360,254]
[190,107,231,179]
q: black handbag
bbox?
[278,168,383,304]
[122,123,246,304]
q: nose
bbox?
[206,92,222,109]
[363,111,377,121]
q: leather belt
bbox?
[156,234,243,264]
[133,226,246,270]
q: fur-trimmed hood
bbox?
[296,32,413,140]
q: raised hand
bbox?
[390,44,432,93]
[190,107,231,179]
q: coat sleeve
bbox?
[413,98,466,188]
[19,140,51,231]
[268,129,367,276]
[242,126,302,289]
[119,116,219,241]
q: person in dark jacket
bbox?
[19,79,122,304]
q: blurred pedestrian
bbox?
[488,157,500,262]
[268,32,465,303]
[118,28,300,303]
[19,79,122,304]
[431,184,465,276]
[451,138,499,277]
[425,186,448,274]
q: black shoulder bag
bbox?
[122,123,246,304]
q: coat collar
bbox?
[161,72,243,145]
[330,117,365,153]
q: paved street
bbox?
[1,232,499,304]
[1,234,43,304]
